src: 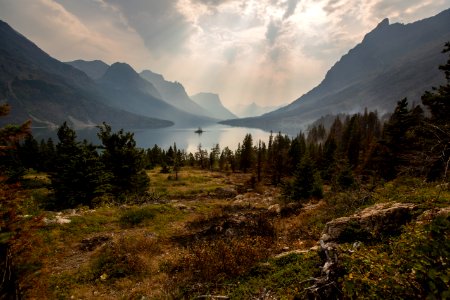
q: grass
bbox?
[146,167,237,199]
[8,170,450,299]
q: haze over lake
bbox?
[32,124,277,152]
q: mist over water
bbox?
[32,124,276,152]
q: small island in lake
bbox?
[194,127,204,134]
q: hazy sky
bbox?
[0,0,449,108]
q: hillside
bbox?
[140,70,211,117]
[190,92,237,120]
[65,60,109,80]
[0,20,173,129]
[97,63,217,127]
[222,9,450,133]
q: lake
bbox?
[32,124,277,153]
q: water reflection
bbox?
[32,124,277,152]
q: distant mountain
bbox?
[97,63,216,127]
[65,59,109,80]
[222,9,450,133]
[230,102,283,118]
[0,20,172,129]
[190,93,237,120]
[140,70,210,117]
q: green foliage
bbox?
[82,235,160,283]
[239,134,254,172]
[118,206,156,227]
[332,160,357,191]
[50,123,112,209]
[284,154,323,202]
[228,252,322,299]
[98,123,149,197]
[341,215,450,299]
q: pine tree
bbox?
[240,134,254,172]
[284,154,323,202]
[97,123,149,197]
[51,122,111,208]
[421,42,450,179]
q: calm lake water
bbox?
[32,124,276,153]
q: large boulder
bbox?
[321,202,419,243]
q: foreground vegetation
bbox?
[1,169,448,298]
[0,43,449,298]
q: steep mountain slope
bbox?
[65,59,109,80]
[190,93,237,120]
[222,9,450,133]
[0,20,173,129]
[97,63,216,127]
[140,70,210,117]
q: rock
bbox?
[174,203,188,210]
[214,187,238,199]
[268,204,281,214]
[321,202,418,243]
[417,206,450,222]
[234,194,245,200]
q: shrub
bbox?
[164,236,273,298]
[341,215,450,299]
[83,235,160,282]
[118,206,156,227]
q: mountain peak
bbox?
[377,18,390,29]
[109,62,136,74]
[65,59,109,80]
[101,62,141,84]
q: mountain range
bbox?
[2,8,450,134]
[222,8,450,133]
[0,20,172,129]
[67,60,236,125]
[190,93,237,120]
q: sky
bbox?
[0,0,449,109]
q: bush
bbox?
[341,215,450,299]
[118,206,156,227]
[164,236,273,298]
[83,235,160,282]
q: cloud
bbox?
[266,20,282,45]
[0,0,449,109]
[101,0,195,56]
[283,0,299,19]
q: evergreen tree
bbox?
[420,42,450,179]
[51,122,111,208]
[17,134,39,170]
[240,134,254,172]
[97,123,149,197]
[284,154,323,202]
[288,133,306,175]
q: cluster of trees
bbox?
[12,122,149,209]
